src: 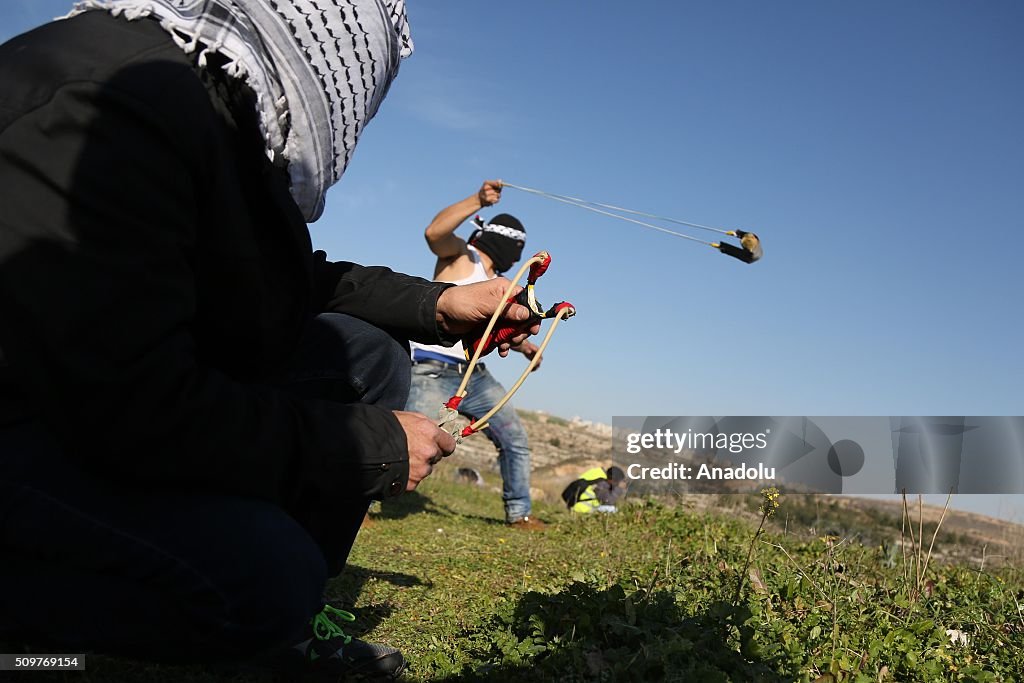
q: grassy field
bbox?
[7,476,1023,682]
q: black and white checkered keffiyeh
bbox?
[66,0,413,221]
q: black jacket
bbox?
[0,13,447,509]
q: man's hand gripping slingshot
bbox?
[438,250,576,443]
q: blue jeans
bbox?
[406,361,532,522]
[0,313,409,661]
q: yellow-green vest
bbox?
[571,467,609,513]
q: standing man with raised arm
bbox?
[407,180,546,530]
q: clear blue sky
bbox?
[4,1,1023,520]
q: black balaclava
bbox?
[469,213,526,274]
[607,466,626,483]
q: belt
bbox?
[413,358,485,375]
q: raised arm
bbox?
[424,179,503,259]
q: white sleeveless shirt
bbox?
[411,246,491,362]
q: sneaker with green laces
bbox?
[285,605,405,680]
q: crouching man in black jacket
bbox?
[0,1,537,679]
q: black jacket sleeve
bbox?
[311,252,453,343]
[0,28,408,505]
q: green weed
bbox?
[9,479,1022,682]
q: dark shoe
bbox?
[282,605,404,680]
[508,516,547,531]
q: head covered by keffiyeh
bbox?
[66,0,413,221]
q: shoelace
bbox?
[311,605,355,644]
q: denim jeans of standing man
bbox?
[0,313,408,662]
[406,361,532,522]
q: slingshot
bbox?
[439,250,576,442]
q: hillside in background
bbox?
[445,409,1023,567]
